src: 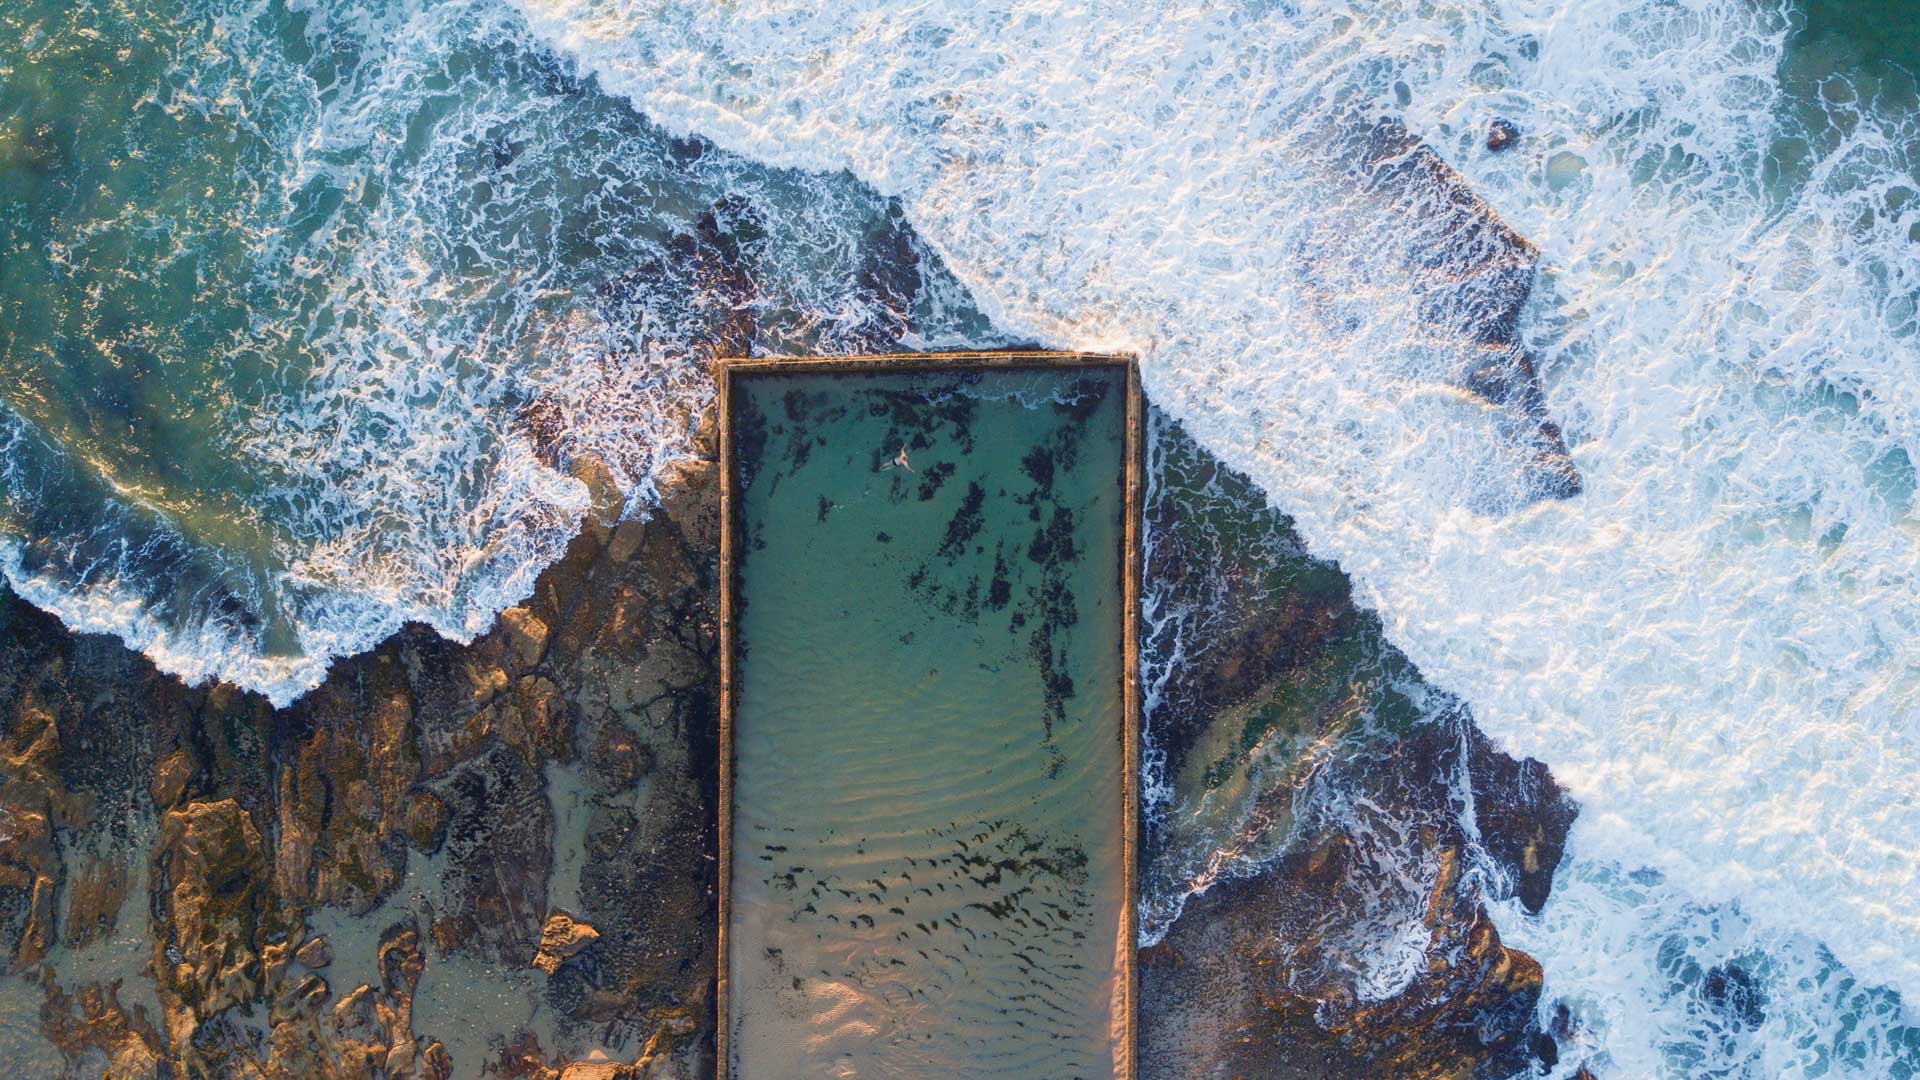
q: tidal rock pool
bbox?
[724,359,1134,1079]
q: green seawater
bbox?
[1791,0,1920,83]
[0,0,695,693]
[727,365,1129,1079]
[0,0,963,702]
[1770,0,1920,212]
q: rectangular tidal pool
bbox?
[721,357,1136,1079]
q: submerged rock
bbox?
[533,912,601,976]
[1702,960,1767,1030]
[1356,117,1581,504]
[1138,414,1581,1079]
[0,399,724,1077]
[846,199,928,351]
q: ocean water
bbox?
[727,366,1130,1078]
[503,0,1920,1072]
[0,0,989,705]
[6,0,1920,1076]
[1136,410,1442,947]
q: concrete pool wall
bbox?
[717,352,1140,1079]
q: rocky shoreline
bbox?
[0,414,724,1078]
[1,160,1594,1075]
[0,398,1588,1079]
[1135,415,1586,1079]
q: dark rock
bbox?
[1357,117,1580,501]
[846,199,927,351]
[1141,832,1548,1080]
[498,606,552,673]
[295,934,333,970]
[1487,118,1520,151]
[1138,413,1579,1079]
[433,744,554,964]
[1470,733,1577,913]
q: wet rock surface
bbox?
[1352,117,1581,506]
[1486,118,1520,152]
[0,411,723,1077]
[0,160,1589,1076]
[1137,414,1584,1079]
[1138,726,1569,1080]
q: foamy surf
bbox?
[0,0,988,706]
[6,0,1918,1072]
[504,0,1920,1068]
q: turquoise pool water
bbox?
[726,363,1130,1080]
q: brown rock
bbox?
[37,975,166,1078]
[155,799,275,1025]
[331,982,389,1058]
[62,855,130,949]
[571,455,627,528]
[510,674,571,764]
[268,661,424,917]
[533,911,601,975]
[423,1041,454,1080]
[498,606,552,673]
[402,789,449,853]
[0,701,78,972]
[295,934,333,970]
[378,921,426,1001]
[151,749,193,808]
[654,457,719,548]
[493,1030,560,1080]
[271,973,331,1024]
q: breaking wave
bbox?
[507,0,1920,1072]
[5,0,1917,1073]
[0,0,987,705]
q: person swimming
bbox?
[881,444,916,473]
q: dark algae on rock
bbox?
[723,362,1130,1079]
[0,407,725,1078]
[1135,411,1582,1080]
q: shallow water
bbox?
[7,0,1920,1076]
[727,365,1130,1079]
[507,0,1920,1070]
[0,0,989,705]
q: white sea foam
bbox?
[506,0,1920,1060]
[8,0,1916,1069]
[1500,852,1919,1077]
[3,0,973,706]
